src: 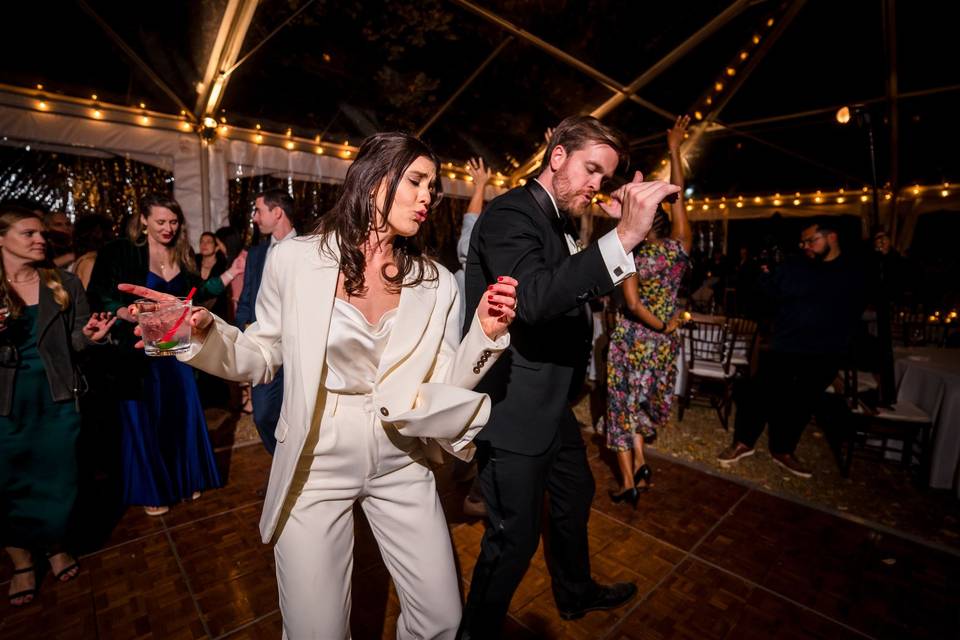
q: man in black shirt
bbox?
[717,220,865,477]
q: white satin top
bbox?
[323,298,398,394]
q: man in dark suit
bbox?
[235,188,296,455]
[459,115,680,637]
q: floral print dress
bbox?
[606,238,689,451]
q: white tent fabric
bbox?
[0,88,504,247]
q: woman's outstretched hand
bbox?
[478,276,518,341]
[82,311,117,342]
[117,283,214,349]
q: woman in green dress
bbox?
[0,206,115,606]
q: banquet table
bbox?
[895,347,960,496]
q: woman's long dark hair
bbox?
[312,132,442,296]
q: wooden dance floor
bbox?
[2,429,959,639]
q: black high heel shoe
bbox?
[608,487,639,507]
[634,464,653,491]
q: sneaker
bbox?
[772,453,812,478]
[717,442,755,466]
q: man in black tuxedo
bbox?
[459,115,680,636]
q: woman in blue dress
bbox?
[87,194,244,515]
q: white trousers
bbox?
[274,392,461,639]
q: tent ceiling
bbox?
[2,0,958,198]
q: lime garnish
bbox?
[155,339,180,350]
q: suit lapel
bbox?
[376,270,437,381]
[525,181,573,251]
[295,239,339,409]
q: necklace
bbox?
[6,273,39,285]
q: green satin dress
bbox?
[0,305,81,549]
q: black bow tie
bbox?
[555,209,578,238]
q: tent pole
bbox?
[194,0,260,119]
[199,142,212,232]
[416,37,513,138]
[883,0,899,241]
[505,0,755,180]
[592,0,755,119]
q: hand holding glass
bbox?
[136,297,193,356]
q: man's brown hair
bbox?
[538,115,630,174]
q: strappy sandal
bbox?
[47,553,79,583]
[8,566,37,607]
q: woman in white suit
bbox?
[119,132,517,639]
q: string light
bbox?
[315,146,324,154]
[739,51,748,60]
[447,172,456,179]
[725,67,736,76]
[92,109,103,119]
[752,35,760,44]
[836,196,846,203]
[37,100,47,110]
[285,140,295,150]
[793,198,801,206]
[714,81,724,92]
[36,84,43,90]
[860,194,869,202]
[254,133,263,143]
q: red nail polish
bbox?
[488,296,494,301]
[497,276,504,282]
[487,285,494,291]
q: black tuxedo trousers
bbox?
[460,411,595,637]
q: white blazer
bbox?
[179,235,509,542]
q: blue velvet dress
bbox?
[119,271,221,506]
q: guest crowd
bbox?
[0,112,921,638]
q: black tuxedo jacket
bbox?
[463,181,617,455]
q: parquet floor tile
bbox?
[695,490,960,638]
[217,611,283,640]
[162,446,271,529]
[588,454,748,550]
[4,423,960,639]
[170,504,278,637]
[89,533,207,639]
[608,558,861,640]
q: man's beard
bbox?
[811,247,829,262]
[552,164,591,215]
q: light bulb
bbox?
[836,106,851,124]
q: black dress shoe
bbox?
[558,581,638,620]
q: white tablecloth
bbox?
[895,347,960,496]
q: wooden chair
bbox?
[837,368,933,481]
[726,317,759,377]
[677,321,735,429]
